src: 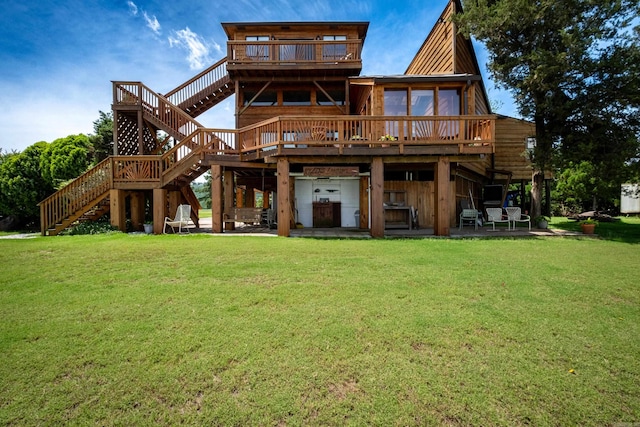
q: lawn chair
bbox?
[505,207,531,231]
[163,204,192,234]
[485,207,510,231]
[459,209,478,230]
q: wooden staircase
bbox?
[39,59,235,235]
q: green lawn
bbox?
[1,227,639,425]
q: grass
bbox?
[550,215,640,243]
[1,230,639,425]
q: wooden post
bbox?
[359,176,369,229]
[211,165,223,233]
[246,188,255,208]
[153,188,166,234]
[434,157,450,236]
[224,169,235,231]
[169,191,180,223]
[277,158,290,237]
[370,157,384,237]
[130,191,145,231]
[110,189,126,232]
[262,191,270,208]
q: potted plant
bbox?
[143,222,154,234]
[579,218,597,234]
[534,215,550,229]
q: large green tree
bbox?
[0,142,55,225]
[39,134,91,188]
[455,0,640,217]
[89,110,113,163]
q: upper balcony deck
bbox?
[222,22,367,78]
[226,39,363,78]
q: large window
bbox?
[384,90,408,116]
[411,90,435,116]
[438,89,461,115]
[322,35,347,60]
[245,36,269,61]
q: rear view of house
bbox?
[39,0,534,237]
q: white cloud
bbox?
[168,27,213,70]
[143,11,161,35]
[127,1,138,16]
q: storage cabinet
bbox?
[313,202,341,227]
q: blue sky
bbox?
[0,0,518,153]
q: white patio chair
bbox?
[485,207,509,231]
[459,209,478,230]
[163,204,192,234]
[505,207,531,231]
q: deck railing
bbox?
[163,58,230,109]
[236,115,495,156]
[227,40,362,66]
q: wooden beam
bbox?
[277,157,290,237]
[110,189,126,232]
[237,81,271,117]
[130,191,145,231]
[359,176,369,229]
[370,157,384,238]
[211,165,223,233]
[152,188,167,234]
[434,157,450,236]
[223,169,235,231]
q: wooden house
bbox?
[39,0,535,237]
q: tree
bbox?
[88,111,113,164]
[40,134,91,188]
[0,142,54,225]
[455,0,640,218]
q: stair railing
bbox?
[163,58,230,111]
[38,158,113,235]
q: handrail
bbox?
[236,115,496,155]
[227,40,362,65]
[113,82,204,141]
[39,158,113,235]
[163,58,230,108]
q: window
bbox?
[245,36,269,61]
[317,89,345,106]
[322,35,347,60]
[384,89,408,137]
[438,89,460,115]
[243,90,277,106]
[283,90,311,106]
[411,90,434,116]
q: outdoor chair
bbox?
[163,204,192,234]
[459,209,478,230]
[485,207,510,231]
[410,206,419,229]
[505,206,531,231]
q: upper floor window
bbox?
[243,90,277,106]
[384,89,408,116]
[245,36,270,61]
[438,89,461,115]
[322,35,347,60]
[283,90,311,106]
[411,90,434,116]
[317,89,345,106]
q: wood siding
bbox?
[405,1,455,75]
[493,117,535,181]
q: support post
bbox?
[153,188,167,234]
[211,165,223,233]
[224,170,235,231]
[434,157,451,236]
[110,189,126,232]
[359,176,369,229]
[370,157,384,237]
[277,158,290,237]
[130,191,145,231]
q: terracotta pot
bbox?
[581,223,596,234]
